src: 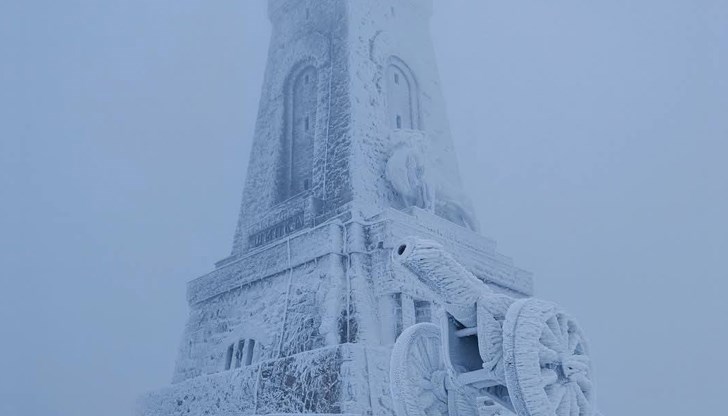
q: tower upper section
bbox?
[268,0,433,22]
[229,0,477,258]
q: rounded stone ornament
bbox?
[503,299,596,416]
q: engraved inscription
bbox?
[249,212,306,248]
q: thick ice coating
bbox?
[393,237,491,327]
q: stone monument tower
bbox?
[139,0,534,414]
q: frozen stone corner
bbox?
[134,0,575,415]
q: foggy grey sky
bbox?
[1,1,726,415]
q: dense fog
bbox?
[1,1,726,415]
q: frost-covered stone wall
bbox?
[139,1,539,415]
[231,0,353,257]
[230,0,476,260]
[172,206,531,381]
[345,0,476,227]
[143,347,346,415]
[173,252,347,383]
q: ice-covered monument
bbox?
[139,1,601,415]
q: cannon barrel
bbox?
[393,237,491,327]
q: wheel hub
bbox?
[559,354,590,382]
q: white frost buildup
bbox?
[138,0,601,415]
[393,237,488,327]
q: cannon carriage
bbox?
[389,238,599,416]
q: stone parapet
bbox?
[140,345,349,415]
[139,344,398,416]
[188,221,344,306]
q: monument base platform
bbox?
[138,344,397,416]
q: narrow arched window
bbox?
[223,338,258,371]
[282,66,318,200]
[386,60,418,130]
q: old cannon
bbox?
[389,238,599,416]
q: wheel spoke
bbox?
[504,299,596,416]
[410,348,427,375]
[546,316,563,344]
[570,386,579,416]
[421,338,434,370]
[569,354,591,371]
[417,378,434,390]
[539,344,560,365]
[545,383,566,406]
[391,324,452,416]
[425,405,442,416]
[556,386,572,416]
[430,340,441,369]
[558,314,570,344]
[418,391,435,403]
[540,325,562,351]
[567,330,576,350]
[416,339,433,371]
[568,329,582,354]
[418,338,430,362]
[541,368,559,387]
[574,374,593,397]
[574,383,591,410]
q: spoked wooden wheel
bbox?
[503,299,596,416]
[390,323,450,416]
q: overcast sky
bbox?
[1,1,727,415]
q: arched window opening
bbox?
[224,344,234,370]
[223,338,257,371]
[234,339,245,368]
[281,65,318,200]
[244,339,256,366]
[386,60,419,130]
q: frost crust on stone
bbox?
[137,1,601,415]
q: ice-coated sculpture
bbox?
[391,239,598,416]
[137,1,602,415]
